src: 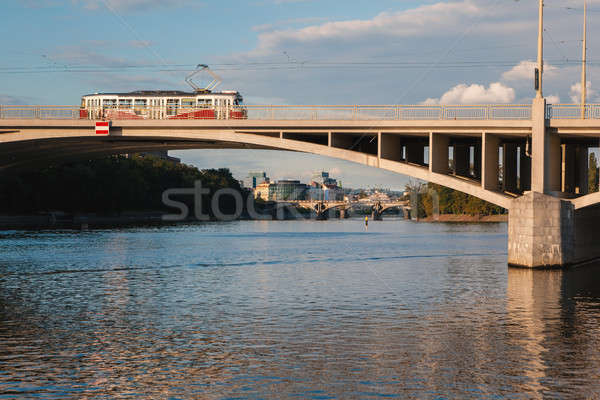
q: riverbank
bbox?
[418,214,508,223]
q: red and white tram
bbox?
[79,65,247,120]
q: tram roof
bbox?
[83,90,240,98]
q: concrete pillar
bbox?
[381,133,404,162]
[503,143,518,193]
[509,193,600,268]
[520,144,532,192]
[327,131,332,147]
[406,140,425,165]
[531,98,561,193]
[576,145,589,195]
[454,143,470,177]
[482,132,500,191]
[429,132,449,174]
[562,144,577,193]
[473,142,482,180]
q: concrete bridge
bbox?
[0,102,599,268]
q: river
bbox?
[1,219,599,399]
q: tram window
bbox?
[103,99,117,108]
[182,98,195,107]
[166,99,178,116]
[119,99,132,108]
[134,99,147,107]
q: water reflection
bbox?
[0,223,599,399]
[507,265,600,399]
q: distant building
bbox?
[307,171,344,201]
[254,182,273,201]
[271,180,308,201]
[254,180,308,201]
[245,171,269,189]
[312,171,337,186]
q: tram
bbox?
[79,65,246,120]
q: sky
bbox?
[2,0,599,189]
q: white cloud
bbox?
[546,95,561,104]
[422,82,515,105]
[247,0,528,57]
[569,81,596,103]
[72,0,194,12]
[502,60,559,82]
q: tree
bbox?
[589,152,599,193]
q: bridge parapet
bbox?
[0,104,533,121]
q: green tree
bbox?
[0,155,247,217]
[589,152,599,193]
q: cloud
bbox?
[422,82,515,105]
[502,60,559,82]
[72,0,194,12]
[546,94,561,104]
[252,17,330,32]
[246,0,528,57]
[569,81,596,103]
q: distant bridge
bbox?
[1,102,600,267]
[281,199,410,219]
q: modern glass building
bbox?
[271,180,308,201]
[244,171,268,189]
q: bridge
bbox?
[281,199,409,220]
[0,101,599,268]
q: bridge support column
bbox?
[429,133,449,174]
[454,143,470,177]
[503,143,518,193]
[406,141,425,165]
[532,98,561,194]
[509,193,600,268]
[381,133,404,162]
[520,144,532,192]
[482,132,500,191]
[473,142,482,180]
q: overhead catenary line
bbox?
[0,59,592,75]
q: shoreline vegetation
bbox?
[406,182,507,221]
[0,156,507,229]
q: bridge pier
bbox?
[508,192,600,268]
[339,208,348,219]
[509,99,600,268]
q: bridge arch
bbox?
[0,130,514,209]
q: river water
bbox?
[0,219,599,399]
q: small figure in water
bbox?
[364,216,369,231]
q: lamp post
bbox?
[536,0,544,99]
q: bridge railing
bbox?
[545,104,600,119]
[0,105,82,120]
[0,104,533,121]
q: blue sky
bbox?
[2,0,598,189]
